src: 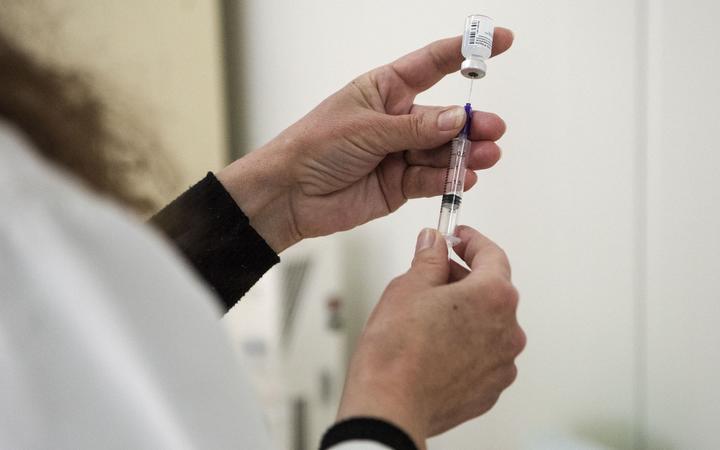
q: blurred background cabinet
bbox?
[225,238,348,450]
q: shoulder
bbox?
[0,122,272,448]
[0,120,217,316]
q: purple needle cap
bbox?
[463,103,473,137]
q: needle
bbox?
[467,79,475,103]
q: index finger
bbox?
[389,27,514,94]
[452,225,512,280]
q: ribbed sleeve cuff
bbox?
[150,172,280,310]
[320,417,419,450]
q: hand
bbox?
[217,30,513,252]
[336,227,525,448]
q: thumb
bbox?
[408,228,450,287]
[384,106,467,152]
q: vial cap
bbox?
[460,58,487,79]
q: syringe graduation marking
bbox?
[437,103,472,242]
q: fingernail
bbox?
[437,107,466,131]
[416,228,437,252]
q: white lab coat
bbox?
[0,122,388,450]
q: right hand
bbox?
[336,226,525,448]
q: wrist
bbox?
[337,354,428,450]
[321,417,420,450]
[216,146,299,253]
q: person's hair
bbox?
[0,28,172,214]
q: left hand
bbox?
[217,29,513,252]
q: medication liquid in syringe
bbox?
[437,14,494,246]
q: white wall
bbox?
[240,0,720,449]
[341,2,640,449]
[645,1,720,449]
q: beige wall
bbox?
[1,0,227,203]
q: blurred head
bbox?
[0,27,169,214]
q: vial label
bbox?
[466,16,493,51]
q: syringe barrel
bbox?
[437,135,470,245]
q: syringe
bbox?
[437,14,494,245]
[437,103,473,246]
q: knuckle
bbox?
[501,364,518,387]
[483,272,507,290]
[480,391,501,412]
[384,275,407,294]
[494,246,513,277]
[403,149,419,165]
[417,252,447,269]
[403,166,425,197]
[506,285,520,311]
[479,275,517,311]
[410,252,447,277]
[407,113,425,143]
[497,246,511,266]
[508,326,527,356]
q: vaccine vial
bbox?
[460,15,495,79]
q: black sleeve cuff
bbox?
[320,417,419,450]
[150,172,280,310]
